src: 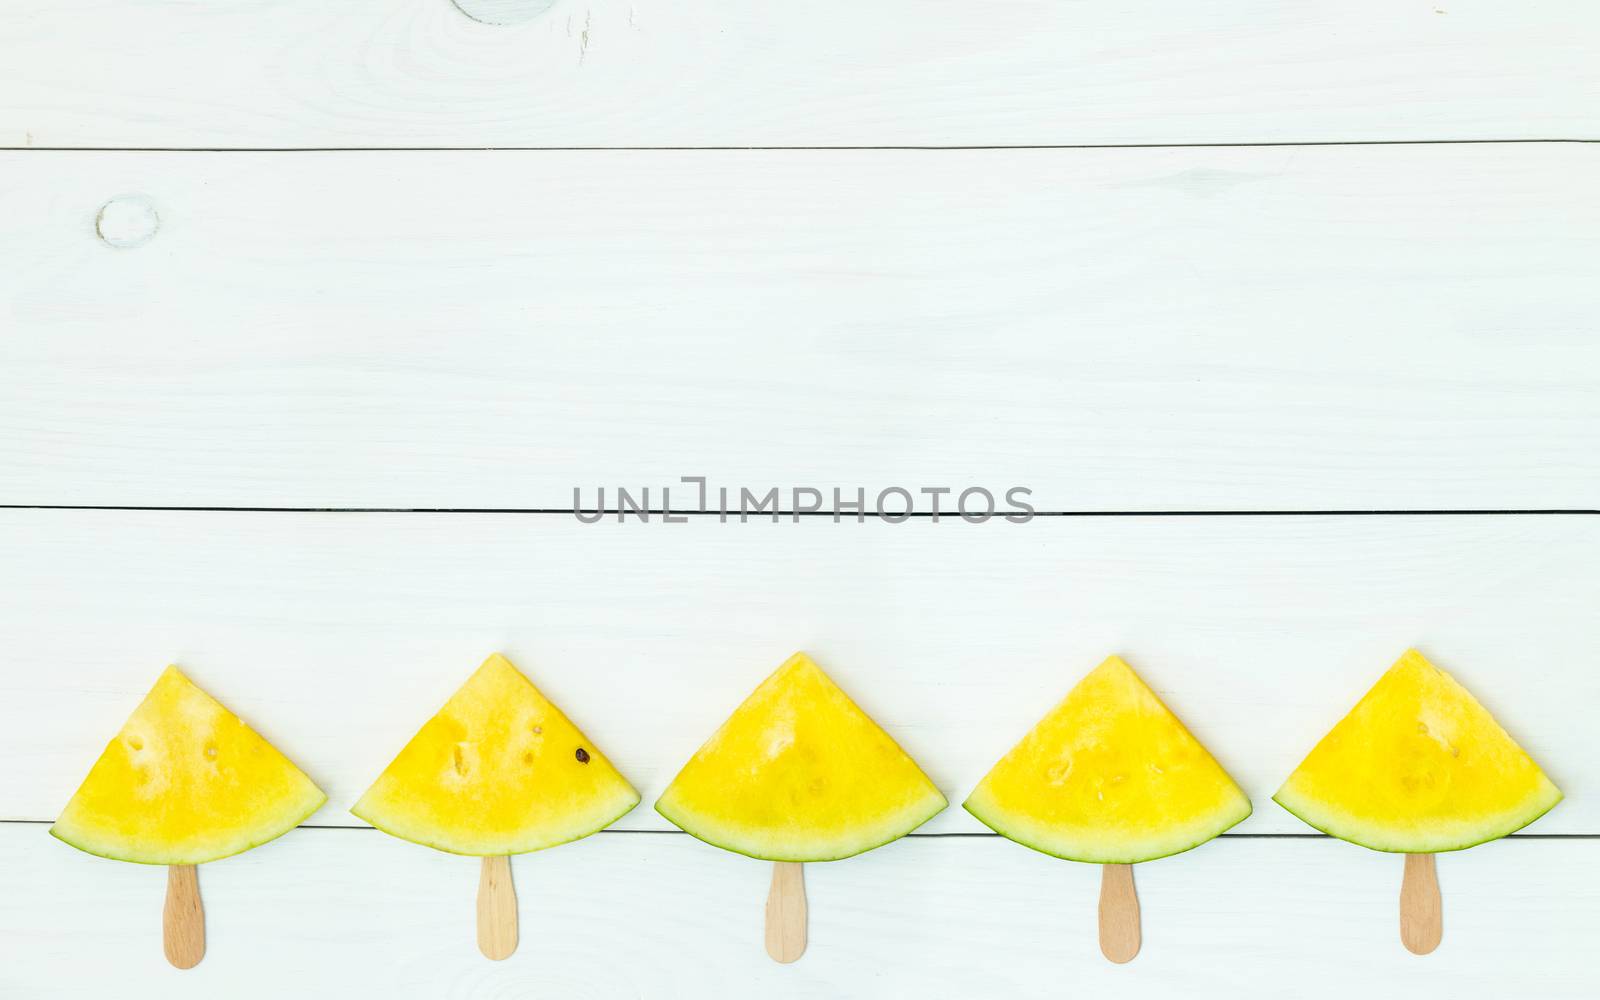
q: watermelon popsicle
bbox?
[965,655,1251,963]
[1275,649,1561,953]
[655,651,947,963]
[52,666,326,968]
[352,653,639,960]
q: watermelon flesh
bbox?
[656,652,946,862]
[352,654,639,856]
[51,666,325,865]
[1275,649,1561,853]
[965,656,1251,864]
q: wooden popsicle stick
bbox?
[1400,852,1442,955]
[1098,863,1141,964]
[163,864,205,969]
[477,855,518,960]
[765,861,807,963]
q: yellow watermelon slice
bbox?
[965,655,1251,864]
[1274,648,1561,853]
[656,652,947,862]
[51,666,325,865]
[352,653,639,855]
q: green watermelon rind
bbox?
[48,785,328,866]
[655,787,948,863]
[352,786,641,857]
[962,791,1252,865]
[1271,779,1563,854]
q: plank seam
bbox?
[0,819,1594,839]
[4,139,1598,153]
[1,506,1595,517]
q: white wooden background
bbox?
[3,1,1598,997]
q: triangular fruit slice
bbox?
[656,652,947,862]
[1274,648,1561,853]
[965,655,1251,864]
[51,666,326,865]
[352,653,639,855]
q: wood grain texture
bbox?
[765,862,806,964]
[3,146,1599,510]
[10,827,1596,998]
[1,1,1598,148]
[4,6,1595,999]
[1098,863,1140,964]
[1400,853,1442,955]
[476,856,518,960]
[1,509,1592,830]
[162,865,205,970]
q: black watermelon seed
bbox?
[575,747,591,764]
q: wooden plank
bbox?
[2,1,1598,148]
[2,509,1593,830]
[3,825,1594,997]
[4,145,1599,510]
